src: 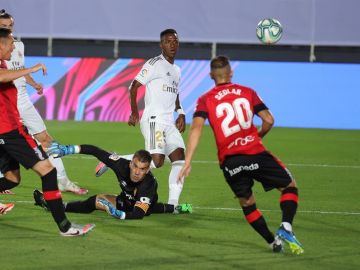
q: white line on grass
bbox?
[61,155,360,169]
[2,199,359,216]
[193,206,360,215]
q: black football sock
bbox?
[280,187,299,225]
[0,177,19,191]
[65,195,97,213]
[41,168,71,233]
[149,203,175,214]
[242,204,274,244]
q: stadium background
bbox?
[1,0,360,130]
[1,1,360,269]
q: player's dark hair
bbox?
[0,9,13,20]
[210,55,230,70]
[160,29,177,39]
[133,149,152,164]
[0,27,11,39]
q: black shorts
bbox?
[0,128,47,173]
[222,151,293,199]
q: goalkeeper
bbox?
[33,143,192,219]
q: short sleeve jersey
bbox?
[0,61,21,134]
[194,83,268,164]
[5,41,27,101]
[134,54,181,124]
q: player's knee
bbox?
[239,194,255,207]
[32,159,55,176]
[3,170,21,185]
[285,180,297,189]
[152,155,165,168]
[152,159,164,168]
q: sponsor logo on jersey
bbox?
[162,81,178,94]
[225,163,259,176]
[227,135,255,149]
[166,72,171,76]
[109,153,121,160]
[215,88,242,100]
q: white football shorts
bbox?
[140,120,185,156]
[18,98,46,135]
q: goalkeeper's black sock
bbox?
[0,177,19,191]
[41,168,71,233]
[242,204,274,244]
[65,195,97,213]
[280,187,298,224]
[149,203,175,214]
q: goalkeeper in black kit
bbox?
[33,143,192,219]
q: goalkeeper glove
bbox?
[46,141,76,158]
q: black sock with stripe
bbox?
[41,168,71,232]
[242,204,274,244]
[280,187,298,224]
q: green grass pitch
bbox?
[1,121,359,270]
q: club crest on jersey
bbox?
[0,139,4,144]
[109,153,121,161]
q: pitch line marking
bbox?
[1,199,359,216]
[62,155,360,169]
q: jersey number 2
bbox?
[216,98,253,137]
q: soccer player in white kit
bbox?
[97,29,187,206]
[0,10,87,195]
[127,29,187,205]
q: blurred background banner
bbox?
[26,56,360,130]
[1,0,360,46]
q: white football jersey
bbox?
[5,41,28,103]
[134,54,181,124]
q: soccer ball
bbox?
[256,18,283,44]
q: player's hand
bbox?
[177,163,191,183]
[128,111,139,126]
[34,83,44,95]
[46,141,75,158]
[30,63,47,76]
[176,114,186,133]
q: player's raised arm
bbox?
[0,63,47,83]
[128,80,142,126]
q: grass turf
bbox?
[1,121,359,270]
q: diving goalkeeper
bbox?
[34,143,192,219]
